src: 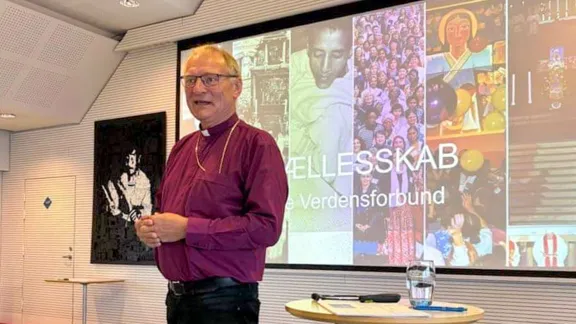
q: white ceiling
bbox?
[12,0,203,35]
[0,0,125,131]
[0,0,203,132]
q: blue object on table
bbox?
[413,305,468,312]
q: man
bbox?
[298,19,353,89]
[103,146,152,222]
[290,17,353,184]
[287,18,354,264]
[135,44,288,324]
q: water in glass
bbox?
[406,260,435,307]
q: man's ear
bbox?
[233,78,243,98]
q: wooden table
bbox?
[45,278,125,324]
[285,299,484,324]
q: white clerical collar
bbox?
[198,114,239,137]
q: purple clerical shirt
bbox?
[154,113,288,283]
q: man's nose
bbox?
[191,78,207,93]
[321,56,332,73]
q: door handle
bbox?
[62,255,72,260]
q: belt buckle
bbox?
[169,281,184,296]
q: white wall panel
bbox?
[0,130,9,171]
[116,0,359,51]
[0,8,575,324]
[0,172,2,296]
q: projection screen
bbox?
[177,0,576,273]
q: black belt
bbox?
[168,277,244,296]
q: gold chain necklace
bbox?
[195,119,240,174]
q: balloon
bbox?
[491,87,506,111]
[426,90,443,126]
[483,111,505,131]
[426,77,456,127]
[460,149,484,172]
[455,88,472,117]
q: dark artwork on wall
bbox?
[91,112,166,265]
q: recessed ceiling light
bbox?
[119,0,140,8]
[0,113,16,119]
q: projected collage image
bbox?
[351,3,426,266]
[424,0,507,268]
[178,0,576,270]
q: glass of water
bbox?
[406,260,435,307]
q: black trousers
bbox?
[166,283,260,324]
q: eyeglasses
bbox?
[180,74,238,88]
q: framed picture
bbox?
[90,112,166,265]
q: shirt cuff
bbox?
[186,216,211,249]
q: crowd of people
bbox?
[351,5,426,266]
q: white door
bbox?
[23,176,75,324]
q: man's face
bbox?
[308,28,350,89]
[184,52,242,126]
[366,112,377,126]
[126,150,138,172]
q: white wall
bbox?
[0,44,175,324]
[0,13,575,324]
[0,171,3,295]
[0,130,9,171]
